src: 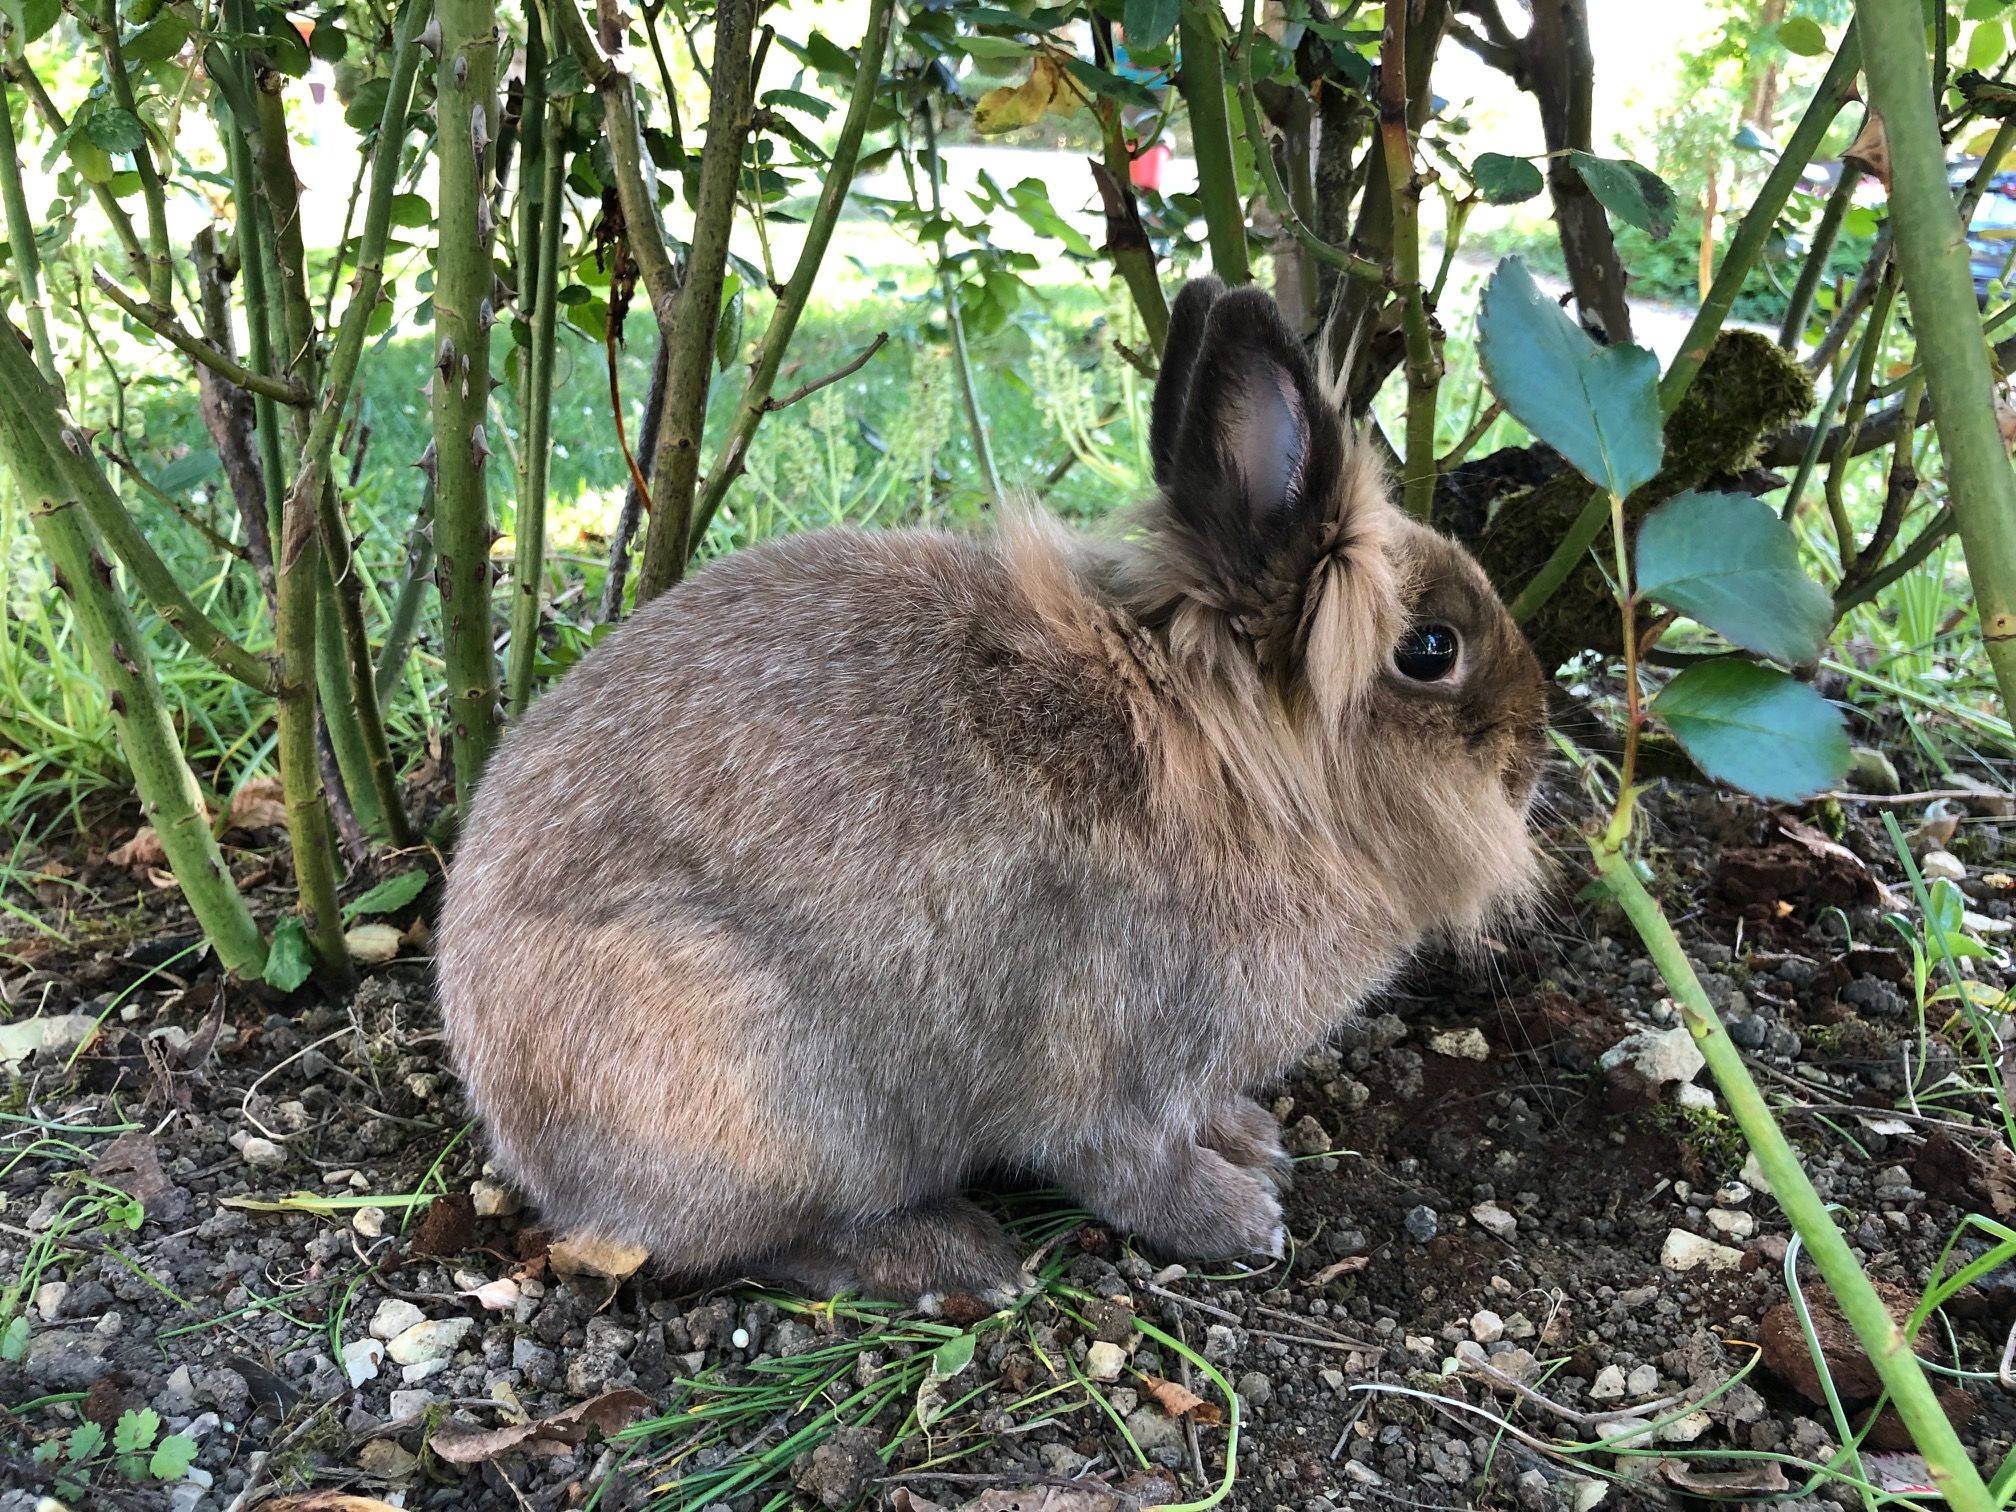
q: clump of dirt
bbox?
[0,779,2011,1512]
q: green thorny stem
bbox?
[431,0,505,802]
[0,66,56,379]
[1859,0,2016,720]
[1376,11,1440,521]
[85,0,172,307]
[1590,804,1994,1511]
[684,0,896,549]
[1090,18,1171,357]
[0,127,265,975]
[1178,0,1249,287]
[506,1,564,718]
[632,0,760,604]
[1508,23,1862,625]
[923,93,1004,504]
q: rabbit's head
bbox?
[1116,277,1548,937]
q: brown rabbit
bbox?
[438,278,1548,1302]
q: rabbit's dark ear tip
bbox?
[1172,275,1227,313]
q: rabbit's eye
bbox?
[1393,623,1459,682]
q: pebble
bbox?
[1625,1363,1660,1396]
[401,1355,452,1384]
[387,1388,439,1419]
[370,1299,426,1341]
[157,1365,197,1416]
[1203,1324,1243,1363]
[1470,1310,1504,1344]
[1675,1083,1717,1110]
[240,1137,288,1169]
[1428,1028,1490,1061]
[1318,1367,1344,1392]
[33,1282,67,1322]
[1600,1416,1655,1449]
[1121,1404,1185,1453]
[1660,1229,1744,1273]
[1919,850,1966,883]
[1085,1341,1127,1382]
[1469,1200,1517,1239]
[1715,1181,1752,1206]
[471,1179,520,1217]
[386,1316,474,1365]
[1741,1152,1774,1196]
[1235,1370,1273,1407]
[341,1338,384,1387]
[1707,1207,1755,1240]
[1598,1025,1704,1088]
[1589,1364,1626,1400]
[351,1205,387,1238]
[1658,1410,1713,1443]
[1403,1205,1439,1243]
[1283,1116,1331,1156]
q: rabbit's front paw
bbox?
[1060,1137,1285,1264]
[1200,1096,1292,1191]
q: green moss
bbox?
[1660,329,1815,487]
[1648,1101,1747,1182]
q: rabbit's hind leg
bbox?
[758,1197,1030,1305]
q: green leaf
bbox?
[32,1435,60,1463]
[84,108,149,157]
[1634,491,1833,666]
[1124,0,1182,50]
[345,78,390,132]
[1777,15,1828,53]
[310,20,347,61]
[762,87,834,121]
[123,14,191,65]
[931,1331,977,1377]
[0,0,59,44]
[947,34,1037,57]
[1,1314,27,1361]
[149,1433,198,1480]
[1651,661,1851,802]
[1472,152,1544,205]
[263,916,315,993]
[68,1421,106,1465]
[1568,152,1677,238]
[715,279,744,372]
[1967,18,2008,69]
[342,869,429,920]
[389,192,432,228]
[154,449,220,494]
[1476,256,1663,497]
[113,1408,160,1456]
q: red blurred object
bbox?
[1130,143,1171,192]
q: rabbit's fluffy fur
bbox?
[440,279,1548,1300]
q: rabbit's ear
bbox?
[1150,277,1224,487]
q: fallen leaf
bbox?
[975,55,1082,135]
[36,858,74,879]
[1140,1375,1223,1425]
[547,1232,649,1281]
[429,1387,652,1465]
[110,828,167,867]
[344,922,403,964]
[1306,1257,1369,1286]
[459,1277,520,1311]
[91,1130,188,1225]
[228,776,289,829]
[259,1497,408,1512]
[1659,1458,1791,1497]
[144,866,179,891]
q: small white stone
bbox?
[1405,1334,1437,1356]
[1589,1364,1626,1400]
[1085,1340,1127,1382]
[1470,1310,1505,1345]
[1469,1201,1517,1239]
[470,1179,520,1218]
[402,1355,452,1384]
[1707,1207,1755,1240]
[1428,1028,1491,1061]
[730,1327,751,1350]
[1963,909,2012,936]
[369,1299,426,1341]
[1599,1416,1654,1449]
[388,1389,438,1419]
[1625,1363,1660,1397]
[1740,1152,1774,1197]
[1675,1083,1718,1110]
[387,1316,474,1366]
[341,1337,383,1387]
[323,1169,357,1186]
[351,1205,387,1238]
[1657,1410,1714,1443]
[1715,1181,1751,1206]
[1660,1229,1745,1273]
[240,1137,287,1169]
[1318,1367,1344,1392]
[1920,850,1966,883]
[34,1282,68,1322]
[1599,1026,1705,1088]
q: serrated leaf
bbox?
[123,14,191,65]
[1473,152,1544,205]
[113,1407,160,1455]
[761,87,834,121]
[1651,661,1851,802]
[1476,257,1663,497]
[84,108,148,156]
[67,1421,105,1464]
[1568,151,1677,238]
[342,869,429,920]
[1635,491,1833,666]
[1778,16,1828,54]
[1124,0,1182,50]
[263,915,314,993]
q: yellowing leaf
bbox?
[547,1233,649,1281]
[1141,1375,1224,1425]
[975,55,1082,135]
[343,922,403,964]
[227,776,288,829]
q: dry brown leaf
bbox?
[260,1496,408,1512]
[459,1277,521,1310]
[429,1387,652,1465]
[1659,1458,1791,1497]
[1306,1257,1369,1286]
[110,828,167,867]
[143,866,179,891]
[547,1232,649,1281]
[36,858,74,880]
[344,922,403,964]
[1140,1375,1223,1425]
[228,776,289,829]
[946,1491,1119,1512]
[975,54,1082,135]
[1844,111,1891,191]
